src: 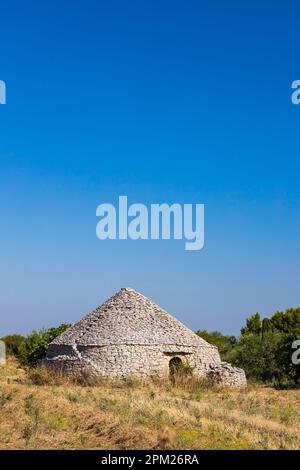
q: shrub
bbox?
[196,330,237,362]
[196,307,300,387]
[229,310,300,386]
[18,324,71,366]
[0,391,13,406]
[0,334,25,356]
[230,331,282,382]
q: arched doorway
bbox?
[169,356,183,379]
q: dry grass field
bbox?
[0,358,299,450]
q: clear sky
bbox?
[1,1,300,337]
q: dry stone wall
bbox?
[44,342,223,379]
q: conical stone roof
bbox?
[52,288,213,348]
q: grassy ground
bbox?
[0,358,299,450]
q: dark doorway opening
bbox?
[169,356,183,378]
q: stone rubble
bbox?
[207,362,247,388]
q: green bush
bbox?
[229,331,282,382]
[0,334,25,356]
[231,309,300,386]
[196,330,237,362]
[196,307,300,387]
[18,324,71,366]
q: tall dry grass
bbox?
[0,358,299,450]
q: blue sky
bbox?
[1,1,300,336]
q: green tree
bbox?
[270,308,300,334]
[234,307,300,386]
[274,329,300,386]
[241,312,262,336]
[196,330,237,362]
[231,330,281,382]
[197,306,300,387]
[18,324,70,366]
